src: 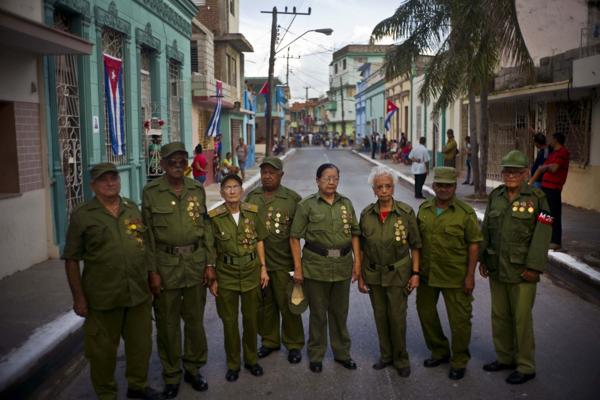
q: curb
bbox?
[0,149,296,394]
[352,150,600,288]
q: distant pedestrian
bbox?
[192,144,208,186]
[462,136,472,185]
[381,135,388,159]
[409,137,430,199]
[481,150,552,385]
[529,132,569,250]
[63,163,161,400]
[359,166,422,378]
[371,132,379,159]
[442,129,457,167]
[416,167,482,381]
[236,138,248,181]
[530,133,550,189]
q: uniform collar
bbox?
[421,195,457,210]
[255,185,287,199]
[317,192,341,204]
[498,182,531,197]
[87,196,130,215]
[371,200,403,215]
[157,176,196,192]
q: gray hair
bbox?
[367,166,395,187]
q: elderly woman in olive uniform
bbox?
[63,163,160,400]
[359,166,422,378]
[290,163,362,373]
[208,174,270,382]
[480,150,552,385]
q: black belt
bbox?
[371,256,411,272]
[221,252,257,265]
[157,243,198,256]
[304,241,351,258]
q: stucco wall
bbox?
[0,48,39,104]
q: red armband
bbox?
[537,212,554,225]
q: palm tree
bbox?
[371,0,533,195]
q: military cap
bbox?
[220,173,243,187]
[500,150,528,168]
[433,167,457,184]
[286,279,308,315]
[90,162,118,181]
[260,156,283,171]
[160,141,188,158]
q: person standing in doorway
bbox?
[409,137,430,199]
[236,138,248,181]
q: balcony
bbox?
[191,74,240,106]
[325,101,337,111]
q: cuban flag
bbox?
[206,80,223,137]
[103,54,125,156]
[384,99,399,131]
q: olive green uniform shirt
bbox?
[360,200,422,287]
[62,197,150,310]
[479,183,552,283]
[443,138,457,161]
[209,202,268,292]
[142,176,214,289]
[290,192,360,282]
[417,196,483,288]
[245,185,301,271]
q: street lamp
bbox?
[265,27,333,155]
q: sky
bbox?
[240,0,397,102]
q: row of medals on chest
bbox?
[512,201,534,214]
[394,218,408,245]
[266,206,287,234]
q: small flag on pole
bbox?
[384,99,399,131]
[103,54,125,156]
[206,80,223,138]
[258,80,269,96]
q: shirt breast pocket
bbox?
[308,213,327,233]
[510,212,533,242]
[84,225,108,251]
[444,225,465,247]
[151,207,173,228]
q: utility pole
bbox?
[339,76,346,136]
[261,6,312,156]
[283,47,301,86]
[304,86,310,132]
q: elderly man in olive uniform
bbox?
[142,142,215,399]
[63,163,160,400]
[416,167,482,380]
[480,150,552,385]
[208,174,270,382]
[245,156,305,364]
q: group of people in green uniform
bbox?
[63,142,551,400]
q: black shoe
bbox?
[309,362,323,373]
[334,358,357,370]
[483,360,517,372]
[257,345,280,358]
[184,371,208,392]
[372,360,393,370]
[162,384,179,399]
[127,387,164,400]
[288,349,302,364]
[397,367,411,377]
[449,368,466,380]
[506,371,536,384]
[462,181,469,185]
[423,356,450,368]
[244,363,264,376]
[225,369,239,382]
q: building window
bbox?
[416,105,422,137]
[334,63,338,74]
[0,102,19,194]
[227,54,237,87]
[343,59,346,70]
[190,40,198,73]
[102,27,127,164]
[230,0,235,16]
[168,60,182,142]
[553,99,592,165]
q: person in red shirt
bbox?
[529,132,569,250]
[192,144,208,185]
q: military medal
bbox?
[171,201,176,205]
[519,207,525,212]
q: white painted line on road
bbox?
[0,311,83,391]
[352,149,599,285]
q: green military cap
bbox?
[220,173,243,187]
[260,156,283,171]
[160,141,188,158]
[500,150,528,168]
[433,167,457,183]
[90,162,118,181]
[286,279,308,315]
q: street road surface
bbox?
[57,148,600,400]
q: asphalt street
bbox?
[57,148,600,400]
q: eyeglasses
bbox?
[320,176,339,183]
[222,184,241,192]
[501,170,524,177]
[167,158,187,167]
[374,184,393,191]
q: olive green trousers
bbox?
[216,285,260,370]
[84,300,152,400]
[153,284,207,384]
[259,269,305,350]
[368,284,410,368]
[416,283,473,368]
[489,279,537,374]
[303,278,352,362]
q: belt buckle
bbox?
[174,245,193,256]
[328,249,341,257]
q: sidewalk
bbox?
[0,149,293,394]
[352,150,600,288]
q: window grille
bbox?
[168,60,182,142]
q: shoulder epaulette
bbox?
[395,200,414,214]
[282,185,301,201]
[122,197,138,208]
[489,185,504,196]
[208,205,228,218]
[531,188,545,198]
[361,203,377,217]
[144,179,161,190]
[241,202,259,213]
[246,187,260,198]
[454,198,476,214]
